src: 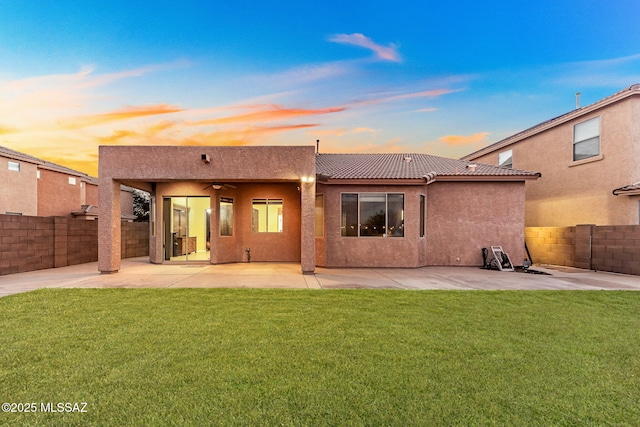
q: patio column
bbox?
[98,178,121,273]
[300,179,316,273]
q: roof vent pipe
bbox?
[316,139,320,153]
[576,92,581,109]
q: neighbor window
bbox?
[220,197,234,236]
[315,194,324,237]
[498,149,513,168]
[573,117,600,161]
[341,193,404,237]
[252,199,283,233]
[37,170,41,179]
[68,177,77,185]
[8,161,20,172]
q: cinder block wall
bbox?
[0,215,55,275]
[526,224,640,275]
[525,226,576,267]
[121,221,149,258]
[591,225,640,275]
[0,215,149,275]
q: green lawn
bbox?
[1,289,639,426]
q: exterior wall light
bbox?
[301,176,315,183]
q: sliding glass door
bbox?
[163,197,210,262]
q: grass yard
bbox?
[0,289,639,426]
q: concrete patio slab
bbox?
[1,257,639,298]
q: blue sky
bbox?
[1,0,639,176]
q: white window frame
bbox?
[8,161,20,172]
[68,177,77,185]
[251,199,283,233]
[498,149,513,168]
[573,117,600,161]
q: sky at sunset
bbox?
[1,1,639,177]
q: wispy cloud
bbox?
[189,104,345,126]
[59,104,183,129]
[548,52,640,89]
[353,88,463,106]
[252,62,354,87]
[329,33,401,62]
[0,124,17,134]
[439,132,490,147]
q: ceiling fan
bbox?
[202,183,237,190]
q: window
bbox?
[341,193,404,237]
[8,161,20,172]
[498,149,513,168]
[420,195,426,237]
[37,170,41,179]
[315,194,324,237]
[220,197,234,236]
[68,177,77,185]
[252,199,283,233]
[573,117,600,161]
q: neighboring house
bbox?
[98,145,539,274]
[0,145,135,220]
[37,161,90,217]
[461,84,640,227]
[0,146,42,216]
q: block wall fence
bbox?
[525,224,640,276]
[0,214,149,276]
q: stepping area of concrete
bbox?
[1,257,640,298]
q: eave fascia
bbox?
[317,178,430,186]
[612,189,640,196]
[433,174,541,182]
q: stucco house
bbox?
[461,84,640,227]
[98,145,539,274]
[0,145,135,219]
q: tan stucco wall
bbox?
[38,169,83,217]
[155,182,302,264]
[0,158,38,216]
[426,181,526,266]
[470,96,640,226]
[120,189,134,217]
[84,183,99,206]
[99,145,316,273]
[317,183,427,268]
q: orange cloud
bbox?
[97,130,139,144]
[181,124,317,146]
[0,124,17,134]
[439,132,490,146]
[59,104,182,129]
[190,105,344,126]
[329,33,401,62]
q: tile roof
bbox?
[0,145,44,164]
[0,145,95,178]
[39,161,87,177]
[316,153,539,180]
